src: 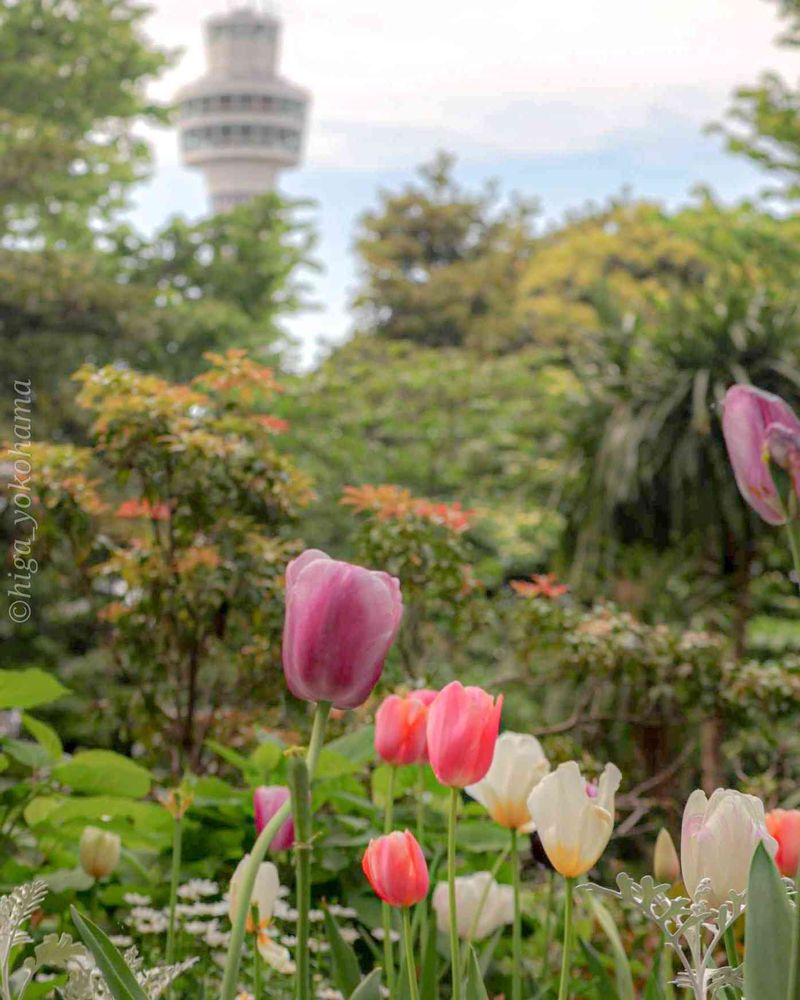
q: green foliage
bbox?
[743,843,793,1000]
[711,0,800,200]
[353,152,537,349]
[70,906,149,1000]
[28,351,312,768]
[0,0,170,245]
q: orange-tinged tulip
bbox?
[362,830,429,908]
[375,694,429,766]
[766,808,800,878]
[426,682,503,788]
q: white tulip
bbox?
[527,760,621,877]
[229,855,294,973]
[681,788,777,908]
[465,731,550,832]
[432,872,513,941]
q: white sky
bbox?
[134,0,797,363]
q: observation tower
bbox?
[176,5,310,212]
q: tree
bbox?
[28,351,311,772]
[711,0,800,200]
[353,152,537,350]
[0,0,171,245]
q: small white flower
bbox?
[308,909,325,923]
[108,935,133,948]
[123,893,151,906]
[371,928,400,943]
[328,904,358,919]
[339,927,359,944]
[178,878,219,900]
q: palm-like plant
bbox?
[564,269,800,784]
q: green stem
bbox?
[416,764,425,846]
[253,939,262,999]
[290,756,312,1000]
[381,765,397,994]
[786,519,800,594]
[557,877,574,1000]
[166,813,182,973]
[541,870,554,980]
[402,906,419,1000]
[511,829,522,1000]
[722,922,741,1000]
[788,853,800,1000]
[448,787,462,1000]
[220,701,331,1000]
[460,844,511,978]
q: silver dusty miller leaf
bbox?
[582,874,746,1000]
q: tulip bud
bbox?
[527,761,621,878]
[375,693,429,766]
[722,385,800,525]
[362,830,429,908]
[653,828,680,884]
[766,808,800,879]
[432,872,513,941]
[426,682,503,788]
[282,549,403,709]
[254,786,294,851]
[79,826,121,880]
[465,731,550,831]
[681,788,777,907]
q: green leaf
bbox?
[743,842,793,1000]
[44,868,95,893]
[0,668,69,709]
[54,751,151,798]
[455,821,509,853]
[326,725,376,766]
[2,738,51,770]
[349,968,382,1000]
[586,894,635,1000]
[324,907,362,995]
[578,938,618,999]
[22,713,62,761]
[69,906,148,1000]
[465,945,490,1000]
[249,739,282,778]
[419,907,439,1000]
[206,739,259,784]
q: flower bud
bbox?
[653,828,680,884]
[79,826,121,880]
[362,830,429,908]
[426,682,503,788]
[282,549,403,709]
[254,786,294,852]
[766,808,800,878]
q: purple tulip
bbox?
[722,385,800,525]
[254,786,294,851]
[282,549,403,709]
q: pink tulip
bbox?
[375,694,429,766]
[282,549,403,709]
[766,808,800,878]
[362,830,429,907]
[722,385,800,525]
[426,682,503,788]
[409,688,438,707]
[253,786,294,852]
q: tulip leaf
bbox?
[70,906,148,1000]
[578,938,619,999]
[22,712,62,762]
[743,842,793,1000]
[586,894,635,1000]
[324,907,362,996]
[326,725,376,765]
[465,945,490,1000]
[349,968,382,1000]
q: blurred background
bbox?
[5,0,800,845]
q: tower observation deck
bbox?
[176,6,310,213]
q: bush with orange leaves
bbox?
[341,484,478,677]
[31,350,312,771]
